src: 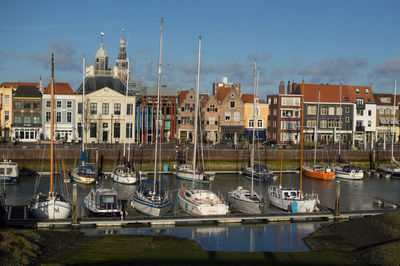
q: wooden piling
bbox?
[73,184,78,225]
[334,180,340,217]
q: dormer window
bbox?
[344,97,349,102]
[355,88,360,94]
[365,88,370,94]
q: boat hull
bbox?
[0,176,19,184]
[268,186,317,213]
[175,167,213,183]
[31,198,71,219]
[132,194,171,217]
[336,171,363,180]
[111,173,138,184]
[303,166,335,180]
[177,187,229,216]
[227,192,262,214]
[70,172,95,184]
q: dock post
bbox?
[73,184,78,225]
[334,180,340,217]
[95,148,99,176]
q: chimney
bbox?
[279,81,285,94]
[287,81,291,94]
[292,82,298,94]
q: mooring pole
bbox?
[95,148,99,176]
[73,183,78,225]
[334,180,340,217]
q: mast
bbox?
[123,57,130,158]
[391,80,397,163]
[127,58,131,162]
[82,55,86,154]
[192,36,201,188]
[50,52,55,197]
[299,79,305,198]
[314,89,321,166]
[250,61,256,195]
[338,82,342,156]
[153,18,163,194]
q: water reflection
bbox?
[80,222,324,252]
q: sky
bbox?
[1,0,400,99]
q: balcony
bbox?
[356,103,365,110]
[355,125,365,132]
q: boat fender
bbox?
[82,202,86,209]
[173,164,177,169]
[351,170,355,174]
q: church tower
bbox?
[94,33,109,75]
[116,29,129,81]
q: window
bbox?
[67,112,72,123]
[102,103,109,115]
[336,120,342,128]
[33,102,40,109]
[368,110,372,116]
[281,97,300,106]
[365,88,370,94]
[4,95,10,105]
[356,98,364,105]
[114,103,121,115]
[103,123,108,128]
[114,123,120,138]
[24,102,31,109]
[77,122,82,138]
[46,101,51,108]
[90,123,97,138]
[46,112,51,122]
[345,117,350,122]
[33,114,40,124]
[56,112,61,122]
[67,101,72,108]
[368,120,372,127]
[336,107,342,116]
[234,112,240,122]
[257,119,263,128]
[127,104,133,115]
[248,119,254,128]
[225,112,231,121]
[281,109,300,118]
[4,111,9,121]
[379,108,384,114]
[126,123,132,138]
[78,103,82,114]
[328,119,335,128]
[56,101,62,108]
[345,107,350,113]
[14,114,22,123]
[355,88,360,94]
[344,97,349,102]
[357,110,364,116]
[307,105,317,115]
[385,108,390,115]
[24,115,31,124]
[14,102,21,109]
[320,120,327,128]
[230,101,236,109]
[321,107,327,115]
[328,107,335,115]
[208,104,217,112]
[90,103,97,115]
[307,120,316,128]
[208,117,215,125]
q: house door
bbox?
[103,131,108,142]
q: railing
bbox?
[355,125,365,132]
[356,103,365,110]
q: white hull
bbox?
[175,165,213,183]
[31,196,71,219]
[336,171,364,180]
[268,186,317,213]
[227,187,263,214]
[111,173,138,184]
[132,193,171,217]
[70,172,95,184]
[177,187,229,216]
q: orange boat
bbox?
[303,165,335,180]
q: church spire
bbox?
[94,32,109,74]
[116,28,129,81]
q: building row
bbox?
[1,36,399,147]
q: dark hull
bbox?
[243,171,272,182]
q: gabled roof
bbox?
[200,96,210,107]
[1,82,39,88]
[43,82,74,95]
[296,83,375,104]
[241,94,264,103]
[75,76,133,96]
[178,90,190,105]
[14,85,42,98]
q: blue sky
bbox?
[1,0,400,99]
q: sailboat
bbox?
[268,80,318,213]
[302,89,335,180]
[227,62,264,214]
[334,82,363,180]
[30,53,72,219]
[70,55,95,185]
[112,57,139,185]
[131,18,172,216]
[84,186,122,217]
[177,36,229,216]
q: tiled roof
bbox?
[373,93,396,106]
[298,83,375,104]
[241,94,264,103]
[215,87,230,102]
[43,82,74,95]
[1,82,39,88]
[178,90,190,106]
[13,85,42,98]
[200,96,209,107]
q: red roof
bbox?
[215,87,230,102]
[200,97,209,107]
[43,82,74,95]
[299,84,375,104]
[241,94,263,103]
[178,90,190,105]
[1,82,38,88]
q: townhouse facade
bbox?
[374,93,399,145]
[177,89,195,142]
[0,86,13,141]
[242,94,268,142]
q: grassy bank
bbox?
[0,229,354,265]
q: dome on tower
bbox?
[120,36,126,46]
[95,43,108,58]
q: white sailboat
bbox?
[30,53,71,219]
[268,80,318,213]
[177,36,229,216]
[227,62,263,214]
[112,56,139,185]
[70,54,95,185]
[131,18,172,216]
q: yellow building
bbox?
[0,86,14,141]
[242,94,268,142]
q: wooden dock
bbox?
[5,207,395,228]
